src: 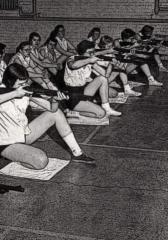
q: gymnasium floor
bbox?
[0,68,168,240]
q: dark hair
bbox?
[0,43,6,55]
[77,40,95,55]
[98,35,113,49]
[121,28,136,40]
[29,32,41,43]
[44,37,58,46]
[2,63,29,88]
[140,25,154,35]
[16,41,29,53]
[50,25,65,39]
[87,27,101,38]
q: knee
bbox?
[33,150,49,170]
[45,109,63,123]
[96,108,106,119]
[109,88,118,98]
[98,76,108,84]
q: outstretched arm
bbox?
[0,87,31,104]
[30,52,58,69]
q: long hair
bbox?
[43,37,58,46]
[49,25,65,39]
[87,27,101,38]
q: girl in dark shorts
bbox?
[0,63,96,167]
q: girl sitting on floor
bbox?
[0,63,96,168]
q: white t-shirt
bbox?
[0,96,31,145]
[64,56,92,87]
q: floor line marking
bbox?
[82,126,101,144]
[0,225,102,240]
[81,143,168,153]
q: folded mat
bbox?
[128,81,145,88]
[67,115,109,125]
[109,92,128,104]
[0,158,70,181]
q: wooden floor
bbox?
[0,68,168,240]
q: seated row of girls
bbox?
[92,35,142,97]
[9,33,60,91]
[87,27,163,87]
[114,28,163,86]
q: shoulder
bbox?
[113,38,121,47]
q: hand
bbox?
[56,91,69,101]
[111,58,119,65]
[14,86,32,98]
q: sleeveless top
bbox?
[64,56,92,87]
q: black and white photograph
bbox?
[0,0,168,239]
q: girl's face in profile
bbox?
[57,27,65,39]
[13,79,28,89]
[31,36,41,48]
[48,40,56,50]
[92,31,100,41]
[21,45,31,57]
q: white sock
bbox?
[63,132,82,156]
[124,84,131,92]
[158,63,163,67]
[101,102,111,111]
[148,75,154,81]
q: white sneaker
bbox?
[105,108,122,116]
[125,89,142,97]
[148,76,163,86]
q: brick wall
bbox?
[36,0,154,18]
[0,0,168,53]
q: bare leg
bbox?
[108,71,120,83]
[139,64,162,86]
[74,100,105,118]
[26,109,72,144]
[84,76,109,103]
[109,87,118,98]
[154,54,162,66]
[1,144,48,170]
[126,63,137,74]
[84,76,122,116]
[154,54,168,71]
